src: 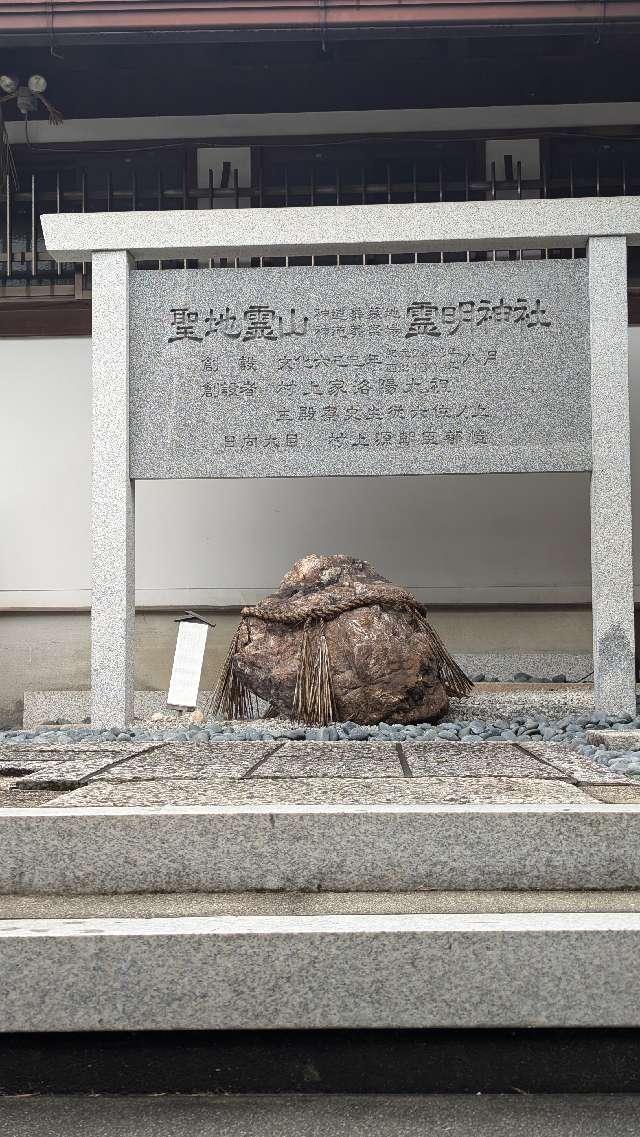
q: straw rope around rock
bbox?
[204,591,472,725]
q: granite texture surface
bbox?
[3,1093,640,1137]
[519,742,632,784]
[56,776,591,807]
[586,729,640,751]
[580,785,640,804]
[7,888,640,919]
[1,803,640,893]
[588,236,636,715]
[129,261,591,479]
[454,653,593,682]
[15,755,139,789]
[102,741,282,781]
[0,744,161,757]
[0,779,62,807]
[256,742,403,778]
[22,690,215,729]
[2,911,640,1030]
[40,196,640,262]
[401,741,564,779]
[447,685,599,720]
[91,250,135,729]
[21,669,598,727]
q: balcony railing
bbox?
[2,134,640,296]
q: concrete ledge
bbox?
[1,803,640,894]
[1,911,639,1030]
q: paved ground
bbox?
[0,738,637,807]
[1,1094,639,1137]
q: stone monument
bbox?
[41,197,638,725]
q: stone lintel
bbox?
[42,196,640,261]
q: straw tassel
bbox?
[204,621,259,721]
[293,618,336,726]
[415,612,473,699]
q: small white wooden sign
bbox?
[167,620,209,709]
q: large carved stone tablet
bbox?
[128,259,590,478]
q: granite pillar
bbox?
[589,236,636,714]
[91,250,135,727]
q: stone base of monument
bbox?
[0,735,640,1031]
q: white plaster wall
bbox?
[1,332,638,608]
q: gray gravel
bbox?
[3,708,640,775]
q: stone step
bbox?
[4,888,640,919]
[1,802,640,894]
[1,910,639,1031]
[2,1094,639,1136]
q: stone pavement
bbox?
[0,738,637,808]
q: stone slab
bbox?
[587,730,640,750]
[56,776,591,807]
[0,743,161,758]
[7,889,640,920]
[101,741,283,781]
[22,677,617,731]
[256,742,403,778]
[129,260,590,479]
[454,653,593,683]
[0,779,64,808]
[518,742,632,784]
[2,911,640,1030]
[448,685,600,720]
[22,690,213,729]
[2,1093,639,1137]
[22,671,600,727]
[40,195,640,262]
[580,785,640,804]
[401,741,564,779]
[15,754,140,789]
[1,803,640,893]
